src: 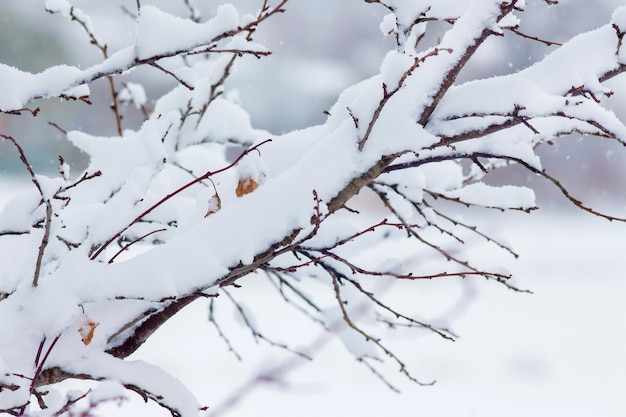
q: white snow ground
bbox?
[139,209,626,417]
[1,180,625,417]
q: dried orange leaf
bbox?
[235,178,259,197]
[78,317,100,346]
[204,193,222,217]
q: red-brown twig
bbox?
[108,228,167,264]
[90,139,272,260]
[30,335,61,396]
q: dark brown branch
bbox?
[58,170,102,194]
[106,294,200,358]
[431,107,626,148]
[327,153,401,214]
[182,0,201,23]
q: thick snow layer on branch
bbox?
[44,0,71,16]
[0,64,87,110]
[445,183,536,210]
[135,5,239,60]
[51,348,202,417]
[0,5,255,112]
[611,6,626,33]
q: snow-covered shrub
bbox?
[1,0,626,416]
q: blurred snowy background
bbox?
[1,1,626,416]
[2,0,626,209]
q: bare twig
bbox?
[421,199,520,258]
[208,299,242,361]
[265,272,326,326]
[52,4,123,135]
[194,0,288,124]
[327,265,434,387]
[223,289,312,359]
[1,134,53,287]
[107,228,167,263]
[342,275,456,341]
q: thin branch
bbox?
[4,107,40,116]
[182,0,201,23]
[107,228,166,263]
[507,27,563,46]
[149,62,195,90]
[195,0,288,124]
[421,199,519,258]
[471,152,626,222]
[30,335,61,394]
[106,294,201,358]
[417,1,521,126]
[186,47,271,58]
[52,4,123,135]
[328,265,434,386]
[265,271,326,327]
[32,201,53,287]
[90,139,272,260]
[208,299,242,361]
[369,182,464,244]
[341,274,456,341]
[358,48,452,151]
[48,121,67,135]
[366,184,529,292]
[390,149,626,223]
[425,189,537,213]
[315,248,512,283]
[57,170,102,194]
[9,2,289,114]
[223,289,312,360]
[1,134,53,287]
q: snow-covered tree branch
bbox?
[1,0,625,416]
